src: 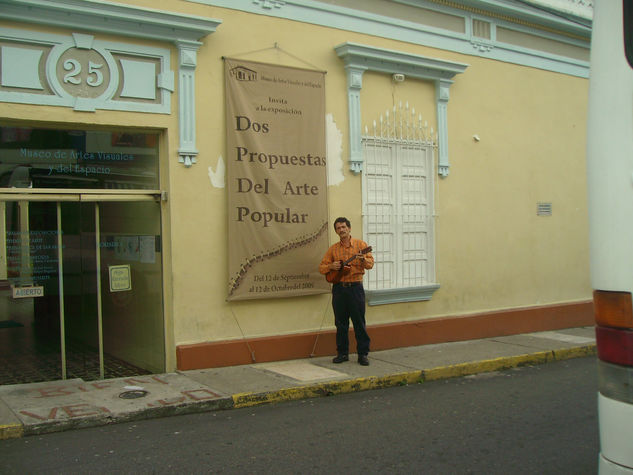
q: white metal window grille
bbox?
[362,102,436,292]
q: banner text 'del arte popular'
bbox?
[225,59,330,300]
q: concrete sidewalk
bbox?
[0,326,596,440]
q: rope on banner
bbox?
[222,42,326,73]
[229,307,257,363]
[310,292,332,358]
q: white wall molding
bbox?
[335,42,468,176]
[0,0,221,44]
[0,0,221,168]
[252,0,286,9]
[416,0,591,32]
[488,0,593,22]
[189,0,590,78]
[344,66,366,174]
[0,27,172,113]
[177,40,202,167]
[367,284,441,306]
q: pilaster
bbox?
[436,80,452,178]
[345,66,367,174]
[177,41,202,168]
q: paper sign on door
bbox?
[109,265,132,292]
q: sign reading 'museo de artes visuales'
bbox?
[224,58,330,301]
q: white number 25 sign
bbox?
[63,59,104,87]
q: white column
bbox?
[436,79,452,178]
[345,65,366,174]
[177,40,202,167]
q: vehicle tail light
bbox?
[594,290,633,367]
[596,326,633,366]
[594,290,633,328]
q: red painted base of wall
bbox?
[176,300,594,370]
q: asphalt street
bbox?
[0,356,599,474]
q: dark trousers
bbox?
[332,283,370,356]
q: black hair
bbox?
[333,217,350,229]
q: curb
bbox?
[0,423,23,440]
[232,345,597,408]
[20,397,235,437]
[0,345,596,439]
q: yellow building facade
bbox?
[0,0,592,384]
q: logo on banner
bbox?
[230,66,258,82]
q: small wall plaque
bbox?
[12,286,44,299]
[537,202,553,216]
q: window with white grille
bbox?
[361,103,439,304]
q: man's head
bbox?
[333,217,351,240]
[333,217,350,230]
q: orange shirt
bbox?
[319,237,374,283]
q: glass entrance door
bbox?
[0,196,164,385]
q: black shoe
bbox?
[358,355,369,366]
[333,354,349,363]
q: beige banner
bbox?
[225,59,330,301]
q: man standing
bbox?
[319,217,374,365]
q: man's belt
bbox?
[334,281,362,288]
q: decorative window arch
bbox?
[334,42,468,177]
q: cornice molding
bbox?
[418,0,591,35]
[335,42,469,81]
[0,0,222,43]
[190,0,588,78]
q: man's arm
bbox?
[362,250,374,270]
[357,240,374,270]
[319,246,335,275]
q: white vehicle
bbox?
[586,1,633,473]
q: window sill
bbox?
[366,284,440,306]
